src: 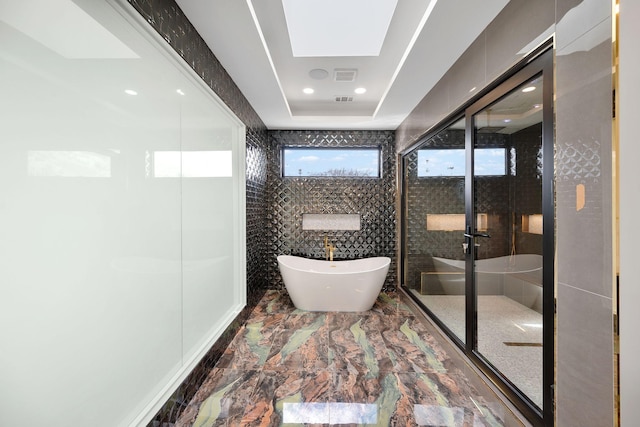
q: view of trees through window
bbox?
[282,148,380,177]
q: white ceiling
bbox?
[174,0,511,130]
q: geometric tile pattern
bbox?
[128,0,265,130]
[267,130,397,291]
[556,135,602,182]
[174,290,522,426]
[245,127,270,293]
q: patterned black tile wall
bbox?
[126,1,269,425]
[403,127,542,291]
[512,124,544,255]
[267,130,397,291]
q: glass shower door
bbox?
[470,75,545,409]
[402,47,553,425]
[404,118,467,343]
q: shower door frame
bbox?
[400,45,554,426]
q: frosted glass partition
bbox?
[0,1,246,426]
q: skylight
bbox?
[281,0,398,57]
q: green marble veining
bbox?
[375,373,402,425]
[400,320,445,372]
[350,319,379,377]
[478,404,506,427]
[386,347,398,368]
[266,297,281,314]
[420,373,450,409]
[192,377,241,427]
[377,292,394,305]
[245,322,270,365]
[180,292,520,426]
[266,292,283,314]
[279,315,325,359]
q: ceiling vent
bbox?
[334,96,354,102]
[334,69,357,82]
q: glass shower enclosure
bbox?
[401,48,554,426]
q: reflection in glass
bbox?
[473,75,544,409]
[426,213,487,231]
[282,402,377,424]
[403,117,466,343]
[417,148,506,177]
[27,150,114,177]
[154,151,232,177]
[413,405,464,426]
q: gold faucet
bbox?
[324,235,335,262]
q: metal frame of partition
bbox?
[400,42,554,426]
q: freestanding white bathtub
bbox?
[277,255,391,312]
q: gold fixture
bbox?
[324,235,335,261]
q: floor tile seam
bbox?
[194,297,522,426]
[180,368,265,427]
[327,340,394,372]
[230,370,483,412]
[276,325,330,332]
[247,309,295,318]
[216,335,278,371]
[327,346,450,375]
[232,371,281,425]
[243,322,285,335]
[381,346,454,374]
[245,310,293,320]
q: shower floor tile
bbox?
[176,290,527,426]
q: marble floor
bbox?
[418,294,543,408]
[175,290,527,427]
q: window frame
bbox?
[281,146,382,178]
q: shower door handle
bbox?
[463,232,491,239]
[463,230,489,254]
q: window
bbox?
[282,147,380,177]
[417,148,506,177]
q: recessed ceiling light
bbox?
[309,68,329,80]
[504,119,512,123]
[176,89,185,96]
[124,89,137,96]
[522,86,536,93]
[354,87,367,94]
[534,104,542,108]
[303,87,314,94]
[469,86,477,93]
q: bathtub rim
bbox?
[277,254,391,275]
[432,254,542,275]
